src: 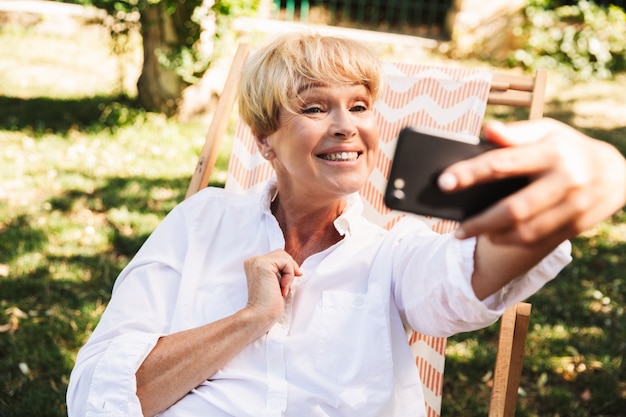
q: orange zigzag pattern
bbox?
[359,181,390,215]
[431,218,459,234]
[235,121,258,154]
[386,62,482,79]
[376,149,393,179]
[408,332,447,355]
[427,403,441,417]
[227,155,273,190]
[379,79,490,111]
[375,110,484,144]
[416,354,444,396]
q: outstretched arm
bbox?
[438,118,626,299]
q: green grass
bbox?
[1,19,625,417]
[0,23,217,416]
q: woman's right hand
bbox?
[243,249,302,329]
[439,118,626,245]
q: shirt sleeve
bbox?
[67,332,161,417]
[67,204,190,417]
[390,217,572,337]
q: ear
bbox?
[255,134,274,160]
[254,134,268,151]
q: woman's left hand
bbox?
[438,118,626,245]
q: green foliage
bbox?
[0,25,228,415]
[56,0,260,83]
[513,0,626,79]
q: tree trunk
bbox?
[136,3,187,115]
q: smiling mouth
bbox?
[317,151,360,161]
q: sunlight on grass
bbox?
[107,206,161,239]
[0,21,217,415]
[446,338,479,361]
[1,12,625,417]
[0,23,139,98]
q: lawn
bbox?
[0,16,625,417]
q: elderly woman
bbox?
[67,33,626,417]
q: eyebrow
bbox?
[297,82,326,95]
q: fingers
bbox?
[445,117,626,245]
[450,138,586,243]
[245,249,301,296]
[440,118,580,192]
[454,170,570,241]
[276,256,302,297]
[243,250,301,321]
[456,182,585,245]
[487,205,582,246]
[439,139,555,192]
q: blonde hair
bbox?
[238,32,383,138]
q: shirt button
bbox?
[278,315,288,325]
[354,295,365,307]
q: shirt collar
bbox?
[260,177,364,237]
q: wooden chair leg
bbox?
[489,302,532,417]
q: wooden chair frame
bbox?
[186,42,547,417]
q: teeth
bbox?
[319,152,359,161]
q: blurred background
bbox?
[0,0,625,415]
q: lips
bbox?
[317,151,360,161]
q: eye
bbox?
[302,106,324,114]
[351,104,368,113]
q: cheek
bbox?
[361,117,379,146]
[364,129,379,152]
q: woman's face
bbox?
[263,83,379,204]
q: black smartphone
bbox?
[384,127,530,221]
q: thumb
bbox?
[278,261,302,297]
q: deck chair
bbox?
[186,42,547,417]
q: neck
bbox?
[271,195,345,265]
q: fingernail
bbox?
[454,228,467,239]
[438,172,458,191]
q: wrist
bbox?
[237,306,279,337]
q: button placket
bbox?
[263,289,293,416]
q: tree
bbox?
[70,0,258,115]
[135,1,201,115]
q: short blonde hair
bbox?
[238,32,383,138]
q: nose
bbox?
[329,109,357,139]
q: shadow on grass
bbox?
[0,173,193,417]
[0,254,125,417]
[0,94,145,136]
[444,228,626,417]
[0,215,48,264]
[523,231,626,416]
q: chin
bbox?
[337,178,368,196]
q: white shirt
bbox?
[67,180,571,417]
